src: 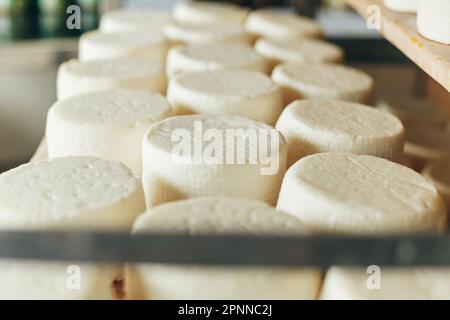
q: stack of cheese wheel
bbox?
[0,157,145,299]
[383,0,417,13]
[417,0,450,45]
[142,115,287,207]
[167,69,283,125]
[275,99,405,166]
[272,62,374,104]
[57,59,166,100]
[127,197,321,300]
[46,90,173,175]
[166,42,270,76]
[100,9,172,33]
[79,31,169,63]
[423,157,450,207]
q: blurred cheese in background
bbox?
[245,8,323,40]
[142,115,287,207]
[100,8,172,33]
[417,0,450,45]
[166,42,270,76]
[255,37,344,69]
[79,31,169,63]
[57,58,166,99]
[127,197,321,300]
[423,157,450,208]
[46,89,173,175]
[272,62,374,104]
[0,156,145,299]
[277,152,447,234]
[383,0,417,13]
[167,69,283,125]
[173,0,249,26]
[276,99,405,166]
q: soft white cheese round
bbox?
[377,97,449,129]
[423,157,450,207]
[79,31,169,63]
[321,267,450,299]
[272,62,374,104]
[142,115,287,206]
[166,42,270,77]
[173,0,249,26]
[245,9,323,40]
[46,90,173,175]
[255,38,343,67]
[417,0,450,44]
[127,197,321,300]
[167,69,283,125]
[57,59,166,100]
[276,153,447,234]
[164,21,253,45]
[100,9,172,33]
[383,0,417,12]
[275,99,405,166]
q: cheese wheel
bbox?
[0,156,145,299]
[377,97,449,129]
[167,69,283,125]
[164,21,253,45]
[383,0,417,12]
[255,38,344,68]
[423,157,450,207]
[321,267,450,299]
[275,99,405,166]
[276,153,447,234]
[100,9,172,33]
[417,0,450,44]
[272,62,374,104]
[57,59,166,100]
[79,31,169,63]
[245,9,323,40]
[166,42,270,77]
[46,90,173,175]
[127,197,321,300]
[142,115,287,206]
[173,0,249,26]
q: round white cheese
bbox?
[272,62,374,104]
[405,127,450,163]
[79,31,169,63]
[100,9,172,33]
[142,115,287,206]
[276,153,447,234]
[255,38,344,67]
[46,89,173,175]
[423,157,450,207]
[245,9,323,40]
[173,0,249,26]
[377,97,449,129]
[166,42,270,77]
[57,58,166,100]
[167,69,283,125]
[275,99,405,166]
[321,267,450,299]
[164,21,253,45]
[383,0,417,12]
[417,0,450,44]
[127,197,321,300]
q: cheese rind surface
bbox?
[100,9,172,33]
[417,0,450,44]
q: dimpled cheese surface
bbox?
[167,69,283,125]
[164,22,253,45]
[142,115,287,206]
[166,42,270,76]
[127,197,321,300]
[46,90,173,175]
[321,267,450,299]
[173,0,249,26]
[255,38,344,65]
[79,31,169,63]
[100,9,172,33]
[245,9,322,40]
[275,99,405,166]
[272,62,374,104]
[276,153,447,234]
[417,0,450,44]
[57,59,166,100]
[383,0,417,12]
